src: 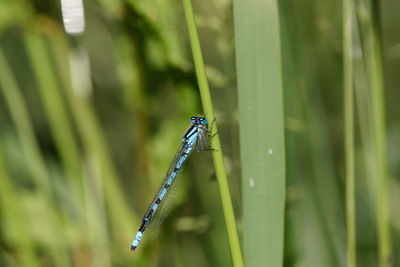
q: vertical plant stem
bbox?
[181,1,244,267]
[368,19,391,267]
[356,1,391,265]
[343,0,356,265]
[233,0,286,266]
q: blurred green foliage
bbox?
[0,0,399,266]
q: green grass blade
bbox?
[367,19,391,267]
[355,1,391,266]
[233,0,286,266]
[343,0,356,266]
[181,1,244,267]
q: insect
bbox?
[131,116,215,251]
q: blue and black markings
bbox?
[130,116,214,251]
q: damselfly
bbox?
[131,116,215,251]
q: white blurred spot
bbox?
[249,178,254,188]
[61,0,85,35]
[268,149,273,155]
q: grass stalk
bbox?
[233,0,286,266]
[368,21,391,267]
[355,1,391,265]
[181,1,244,266]
[343,0,356,265]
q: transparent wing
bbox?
[148,167,183,231]
[166,143,186,177]
[141,143,186,223]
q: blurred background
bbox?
[0,0,399,266]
